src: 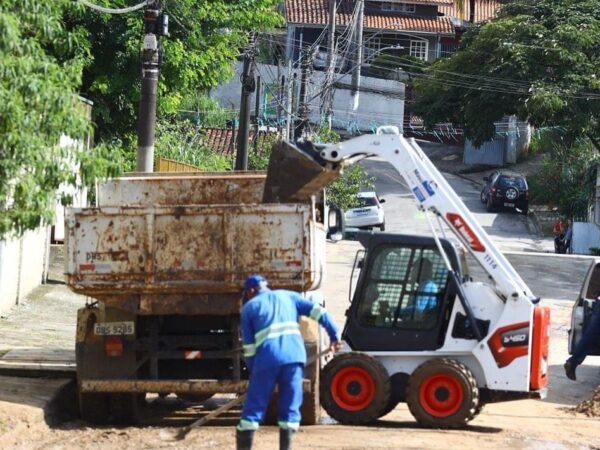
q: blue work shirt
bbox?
[415,280,438,311]
[241,288,340,373]
[565,225,573,240]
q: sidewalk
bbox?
[0,245,85,349]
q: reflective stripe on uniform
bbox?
[309,304,325,321]
[254,321,301,348]
[237,419,260,431]
[278,420,300,430]
[243,343,256,357]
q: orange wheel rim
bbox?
[330,366,375,411]
[419,374,464,418]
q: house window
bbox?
[410,40,428,61]
[381,2,416,13]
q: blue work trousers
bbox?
[568,302,600,367]
[238,363,304,431]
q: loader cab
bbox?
[569,259,600,356]
[343,233,461,351]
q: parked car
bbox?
[480,171,529,214]
[344,191,386,230]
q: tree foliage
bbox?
[412,0,600,147]
[529,138,599,218]
[0,0,120,238]
[69,0,283,142]
[308,126,376,211]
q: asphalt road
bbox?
[358,158,593,301]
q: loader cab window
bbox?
[357,246,449,330]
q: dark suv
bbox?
[480,171,529,214]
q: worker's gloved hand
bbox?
[330,340,343,353]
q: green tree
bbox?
[529,139,599,218]
[69,0,282,143]
[412,0,600,147]
[310,126,375,210]
[0,0,120,238]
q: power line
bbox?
[77,0,150,14]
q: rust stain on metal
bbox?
[80,379,311,394]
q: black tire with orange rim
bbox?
[320,352,391,424]
[407,358,480,428]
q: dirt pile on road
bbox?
[573,385,600,417]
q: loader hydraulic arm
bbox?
[318,127,536,305]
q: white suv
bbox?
[344,191,386,231]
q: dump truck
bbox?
[66,162,338,424]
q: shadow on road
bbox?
[371,418,503,434]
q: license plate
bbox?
[504,202,514,207]
[94,321,135,336]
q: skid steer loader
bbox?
[265,126,550,428]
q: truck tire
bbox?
[406,358,479,428]
[79,391,110,424]
[320,352,390,425]
[110,393,142,425]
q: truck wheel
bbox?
[79,391,110,424]
[406,358,479,428]
[320,352,390,425]
[110,393,142,425]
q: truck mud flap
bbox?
[79,379,312,394]
[263,140,341,203]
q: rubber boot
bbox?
[279,428,296,450]
[236,430,255,450]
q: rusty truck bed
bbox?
[66,203,325,296]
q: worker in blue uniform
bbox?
[236,274,341,450]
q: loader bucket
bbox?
[263,140,342,203]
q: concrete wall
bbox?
[0,227,50,315]
[572,222,600,255]
[463,116,531,166]
[213,62,404,135]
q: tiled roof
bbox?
[202,127,279,155]
[285,0,500,33]
[439,0,501,23]
[364,15,453,33]
[286,0,454,33]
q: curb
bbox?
[526,210,543,238]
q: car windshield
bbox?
[355,197,378,208]
[497,176,526,189]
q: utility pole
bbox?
[351,0,364,111]
[324,0,337,129]
[285,60,294,140]
[294,47,311,140]
[253,75,261,153]
[137,0,168,172]
[235,37,256,170]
